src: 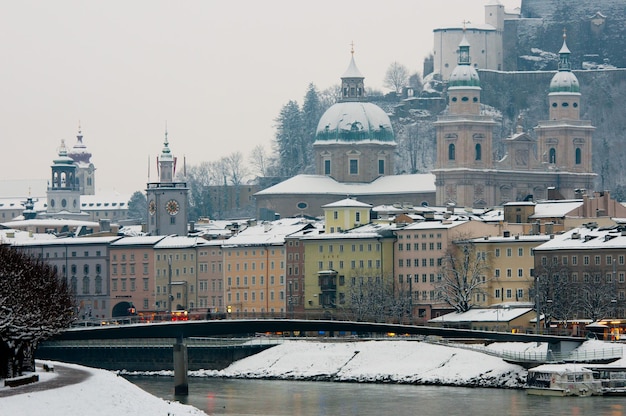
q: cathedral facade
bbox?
[433,34,596,208]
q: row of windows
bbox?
[318,243,380,253]
[398,273,442,283]
[541,255,626,266]
[543,272,626,284]
[546,147,584,165]
[494,288,525,300]
[45,250,104,258]
[494,268,530,278]
[155,253,194,261]
[70,275,104,295]
[226,261,283,272]
[317,259,382,270]
[227,275,285,287]
[227,249,283,256]
[111,278,151,292]
[112,264,149,276]
[227,290,284,302]
[397,258,441,267]
[397,233,442,240]
[156,267,194,276]
[495,248,526,257]
[398,242,442,251]
[323,159,386,176]
[112,253,148,261]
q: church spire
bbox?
[558,29,571,71]
[340,42,365,102]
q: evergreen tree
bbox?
[301,83,323,173]
[274,100,303,177]
[127,191,147,223]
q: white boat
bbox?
[526,364,603,397]
[587,366,626,396]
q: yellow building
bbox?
[301,222,396,317]
[470,233,550,306]
[222,219,313,316]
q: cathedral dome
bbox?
[315,102,395,143]
[448,65,480,89]
[549,70,580,94]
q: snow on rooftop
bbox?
[154,235,210,249]
[110,235,167,246]
[322,198,372,208]
[530,200,582,218]
[255,174,435,196]
[534,227,626,251]
[429,307,534,324]
[222,218,312,246]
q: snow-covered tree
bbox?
[0,245,74,379]
[274,100,303,177]
[127,191,147,223]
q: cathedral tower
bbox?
[146,132,189,236]
[433,33,496,207]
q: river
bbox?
[127,376,626,416]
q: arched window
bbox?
[475,143,482,161]
[549,148,556,164]
[448,143,456,161]
[575,148,582,165]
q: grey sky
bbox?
[0,0,519,196]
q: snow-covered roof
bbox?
[429,307,535,324]
[341,54,363,79]
[154,235,211,249]
[222,218,312,247]
[401,219,469,230]
[322,198,372,209]
[80,193,131,211]
[0,228,58,243]
[300,222,397,241]
[534,227,626,251]
[1,217,100,228]
[11,235,121,247]
[110,236,167,246]
[255,174,435,197]
[530,200,583,218]
[315,102,395,143]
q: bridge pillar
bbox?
[173,340,188,395]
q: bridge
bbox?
[37,318,623,393]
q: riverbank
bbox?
[0,361,208,416]
[123,339,626,389]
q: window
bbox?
[324,159,331,175]
[517,289,524,300]
[349,159,358,175]
[518,248,524,256]
[495,248,500,257]
[378,159,385,174]
[506,248,512,257]
[518,269,523,277]
[575,148,581,165]
[475,143,481,161]
[448,143,455,160]
[355,212,361,222]
[549,148,556,164]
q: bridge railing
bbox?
[427,338,623,364]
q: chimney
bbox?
[99,219,111,233]
[503,230,510,238]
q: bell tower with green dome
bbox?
[47,140,81,216]
[146,131,189,236]
[433,32,496,207]
[535,32,594,176]
[313,46,396,183]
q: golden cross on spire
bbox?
[350,40,355,56]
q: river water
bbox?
[127,376,626,416]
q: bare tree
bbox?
[436,240,491,312]
[383,62,410,94]
[579,267,618,321]
[249,144,274,178]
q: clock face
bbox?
[166,199,180,216]
[148,200,156,216]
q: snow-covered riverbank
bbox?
[124,338,624,389]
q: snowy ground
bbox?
[1,361,208,416]
[2,339,624,415]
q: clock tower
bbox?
[146,132,188,236]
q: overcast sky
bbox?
[0,0,519,197]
